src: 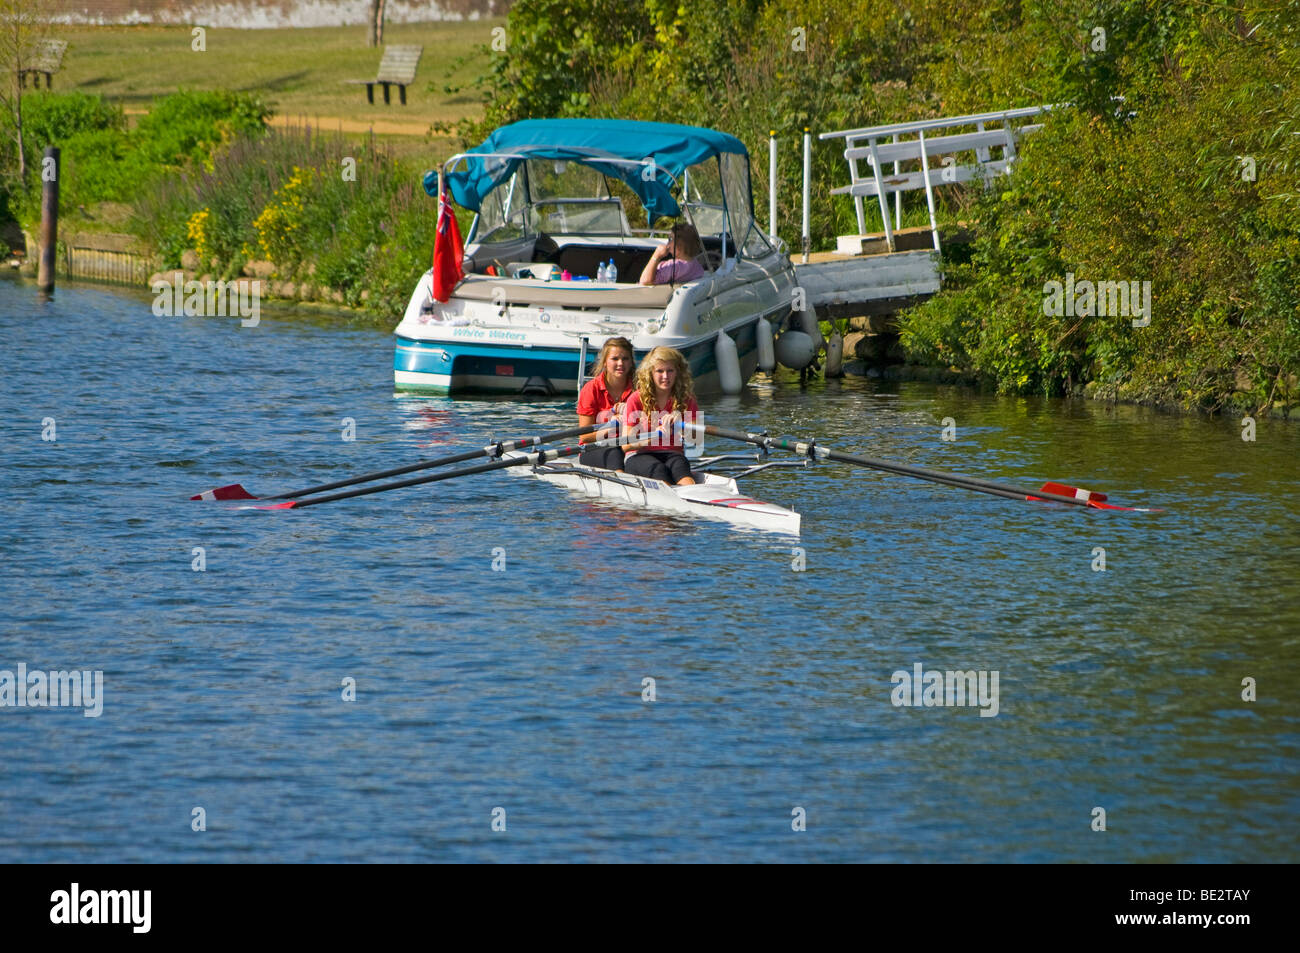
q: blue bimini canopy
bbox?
[426,118,748,220]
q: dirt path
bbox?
[266,114,436,136]
[122,107,435,137]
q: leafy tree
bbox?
[0,0,52,184]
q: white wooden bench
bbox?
[832,126,1045,198]
[344,44,422,105]
[822,106,1058,252]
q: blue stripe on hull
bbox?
[395,326,762,396]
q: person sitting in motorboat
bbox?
[577,336,635,470]
[620,346,698,486]
[639,222,706,286]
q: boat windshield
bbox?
[679,153,775,259]
[473,159,636,241]
[471,150,774,259]
[681,159,727,237]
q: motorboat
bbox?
[393,118,802,396]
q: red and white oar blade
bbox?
[1032,482,1160,512]
[191,483,258,501]
[1040,481,1108,503]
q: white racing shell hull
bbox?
[505,454,800,535]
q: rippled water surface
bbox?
[2,279,1297,862]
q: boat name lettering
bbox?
[449,327,529,342]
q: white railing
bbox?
[820,104,1060,253]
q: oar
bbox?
[191,421,612,502]
[692,424,1157,512]
[255,442,591,509]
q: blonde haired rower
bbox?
[619,346,698,485]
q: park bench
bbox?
[18,39,68,89]
[344,44,422,105]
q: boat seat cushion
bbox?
[536,245,653,282]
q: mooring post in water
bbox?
[37,145,60,294]
[801,128,811,264]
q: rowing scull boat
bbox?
[505,452,802,534]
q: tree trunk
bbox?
[15,92,25,184]
[11,36,26,183]
[367,0,387,47]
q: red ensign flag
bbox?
[432,191,464,303]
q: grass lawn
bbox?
[49,20,502,156]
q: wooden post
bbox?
[37,146,59,293]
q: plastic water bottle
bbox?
[596,261,607,281]
[607,258,618,283]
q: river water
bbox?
[1,278,1296,862]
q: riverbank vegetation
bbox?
[2,4,1296,412]
[451,0,1298,414]
[134,122,438,317]
[0,20,499,325]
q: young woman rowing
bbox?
[576,336,635,470]
[620,346,698,486]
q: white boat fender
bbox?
[715,330,743,394]
[796,308,824,349]
[755,316,776,372]
[774,329,816,370]
[825,329,844,377]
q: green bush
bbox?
[2,89,270,229]
[131,89,269,171]
[130,123,443,320]
[1,90,125,225]
[898,7,1299,412]
[19,90,124,154]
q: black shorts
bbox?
[625,450,692,484]
[579,445,625,470]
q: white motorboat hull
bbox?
[394,258,793,397]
